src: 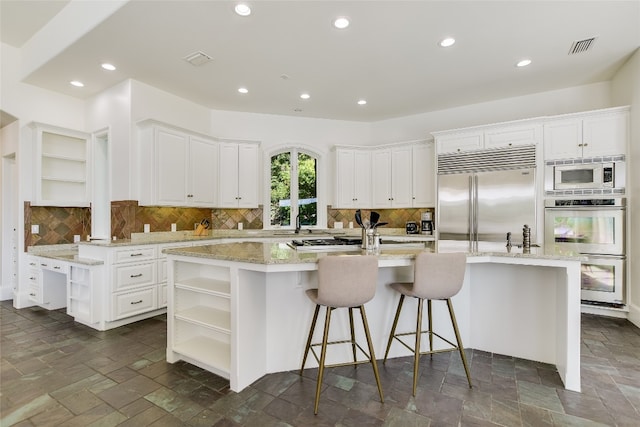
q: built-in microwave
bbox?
[545,155,626,196]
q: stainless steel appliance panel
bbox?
[544,202,625,256]
[437,173,472,242]
[476,169,536,242]
[580,256,625,304]
[438,168,536,250]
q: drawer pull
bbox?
[130,273,143,278]
[54,266,61,270]
[30,277,36,280]
[130,300,143,305]
[40,263,48,267]
[130,253,144,257]
[29,293,36,297]
[30,262,36,266]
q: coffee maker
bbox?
[421,212,433,235]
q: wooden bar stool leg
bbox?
[300,304,320,374]
[349,307,357,363]
[447,299,472,388]
[359,305,384,403]
[314,306,332,414]
[413,298,424,396]
[384,294,405,363]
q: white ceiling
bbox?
[2,0,639,122]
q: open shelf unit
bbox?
[67,265,96,324]
[32,124,91,206]
[168,261,232,377]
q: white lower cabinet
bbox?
[113,287,158,319]
[26,255,67,310]
[168,260,231,379]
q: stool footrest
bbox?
[308,340,372,367]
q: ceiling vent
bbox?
[183,51,212,66]
[568,37,597,55]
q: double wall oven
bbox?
[544,198,626,306]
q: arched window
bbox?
[270,149,319,229]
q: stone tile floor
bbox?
[1,300,639,426]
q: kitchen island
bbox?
[164,242,583,394]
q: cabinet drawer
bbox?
[113,287,157,320]
[114,247,156,264]
[113,262,156,291]
[27,284,41,303]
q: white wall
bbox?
[86,80,132,201]
[0,43,85,130]
[370,81,613,143]
[611,48,640,327]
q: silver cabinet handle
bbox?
[130,273,143,278]
[130,253,143,257]
[130,300,143,305]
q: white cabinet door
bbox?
[372,146,413,208]
[218,143,240,207]
[335,149,371,208]
[156,128,189,205]
[543,119,582,160]
[412,143,435,207]
[335,149,355,208]
[484,125,540,149]
[435,132,483,153]
[237,143,259,208]
[218,142,260,208]
[189,136,217,207]
[371,149,392,208]
[353,151,372,208]
[582,112,628,157]
[390,146,413,208]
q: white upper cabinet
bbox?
[334,148,371,208]
[544,107,629,160]
[218,141,260,208]
[372,146,413,208]
[435,123,541,154]
[31,122,91,207]
[139,122,218,207]
[412,142,435,207]
[435,131,483,154]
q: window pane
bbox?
[298,152,317,226]
[270,152,291,226]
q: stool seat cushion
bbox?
[390,252,467,300]
[310,255,379,308]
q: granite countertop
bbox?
[27,245,104,266]
[164,241,585,265]
[76,228,436,247]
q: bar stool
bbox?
[300,255,384,414]
[383,252,472,395]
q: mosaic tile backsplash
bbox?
[327,207,433,229]
[25,201,431,247]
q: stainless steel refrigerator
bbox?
[436,145,537,252]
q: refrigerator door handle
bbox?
[473,175,479,252]
[468,175,474,252]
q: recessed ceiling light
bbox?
[235,3,251,16]
[70,80,84,87]
[333,16,350,29]
[516,59,532,67]
[439,37,456,47]
[238,87,248,94]
[101,63,116,71]
[300,93,310,100]
[357,100,367,105]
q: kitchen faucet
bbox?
[295,213,302,234]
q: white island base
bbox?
[165,244,582,394]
